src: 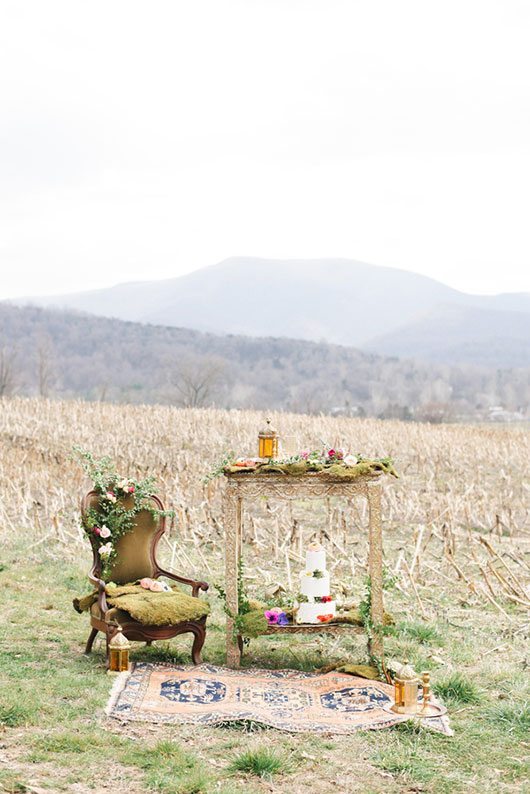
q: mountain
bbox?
[15,257,530,367]
[365,305,530,368]
[0,303,528,420]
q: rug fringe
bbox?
[105,667,132,715]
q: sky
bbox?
[1,0,529,300]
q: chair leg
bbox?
[191,625,206,665]
[145,640,153,646]
[84,628,98,655]
[105,632,111,670]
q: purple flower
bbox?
[276,612,289,626]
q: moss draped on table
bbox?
[73,582,210,625]
[225,458,398,479]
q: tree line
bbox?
[1,303,528,422]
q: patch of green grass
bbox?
[485,700,530,736]
[33,732,103,754]
[0,704,36,728]
[375,744,436,784]
[394,620,443,645]
[433,673,481,705]
[0,769,29,793]
[122,740,211,794]
[229,748,286,779]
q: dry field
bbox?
[0,397,529,794]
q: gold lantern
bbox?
[108,626,131,674]
[258,419,279,460]
[390,660,420,715]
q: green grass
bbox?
[485,700,530,736]
[393,619,443,645]
[0,545,529,794]
[229,747,286,778]
[433,673,481,705]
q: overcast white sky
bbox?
[1,0,529,299]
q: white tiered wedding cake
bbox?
[295,542,336,624]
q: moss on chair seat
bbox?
[73,583,209,626]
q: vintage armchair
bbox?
[81,490,209,666]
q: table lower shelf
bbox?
[263,623,365,635]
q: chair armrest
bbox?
[155,567,209,598]
[90,576,109,615]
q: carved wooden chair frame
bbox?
[81,491,209,666]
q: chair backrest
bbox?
[82,491,165,584]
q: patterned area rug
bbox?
[106,663,453,735]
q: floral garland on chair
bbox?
[75,447,173,578]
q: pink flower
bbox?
[99,542,113,557]
[99,526,111,538]
[140,578,153,589]
[299,450,310,460]
[264,607,283,624]
[128,485,135,493]
[93,527,101,536]
[106,491,117,503]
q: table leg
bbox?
[367,483,384,660]
[224,487,242,667]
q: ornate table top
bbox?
[223,470,382,498]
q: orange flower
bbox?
[317,613,334,623]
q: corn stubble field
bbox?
[0,397,529,794]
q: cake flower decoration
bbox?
[264,607,283,624]
[264,608,289,626]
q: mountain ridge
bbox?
[12,257,530,366]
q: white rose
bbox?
[100,526,111,538]
[343,454,358,467]
[99,542,113,557]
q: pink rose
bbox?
[128,485,135,493]
[99,526,111,538]
[140,578,153,589]
[93,527,101,536]
[106,491,117,503]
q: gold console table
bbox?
[222,472,385,668]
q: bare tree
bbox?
[36,335,56,398]
[171,355,225,408]
[0,347,18,397]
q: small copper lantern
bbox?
[108,626,130,674]
[258,419,279,460]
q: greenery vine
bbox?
[358,567,397,670]
[75,447,174,578]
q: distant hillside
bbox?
[366,305,530,367]
[0,304,528,420]
[18,257,530,367]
